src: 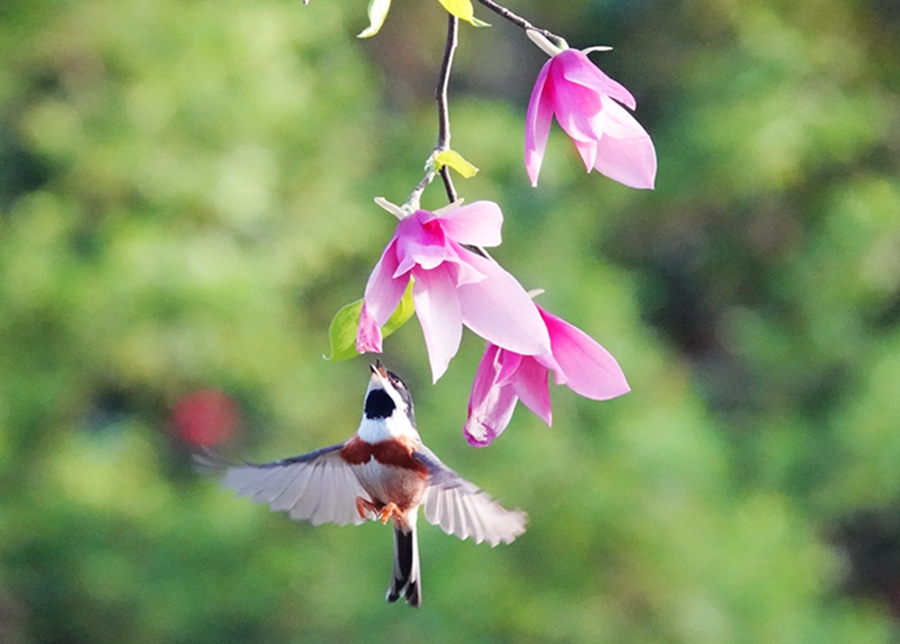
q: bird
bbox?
[197,361,527,608]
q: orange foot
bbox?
[377,502,401,525]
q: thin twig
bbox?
[436,14,459,202]
[438,165,457,203]
[474,0,565,46]
[435,14,457,151]
[404,15,459,211]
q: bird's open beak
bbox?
[370,359,388,383]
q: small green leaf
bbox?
[324,279,415,361]
[325,299,364,361]
[358,0,391,38]
[435,149,479,178]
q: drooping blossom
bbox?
[464,305,629,446]
[525,32,656,189]
[357,201,551,382]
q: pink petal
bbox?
[356,302,383,353]
[447,254,487,287]
[496,349,522,386]
[456,250,551,356]
[464,344,520,446]
[364,239,409,325]
[525,60,554,187]
[573,138,598,173]
[561,49,637,110]
[549,59,604,144]
[540,307,630,400]
[590,100,657,189]
[394,211,449,274]
[592,134,657,189]
[510,355,553,426]
[413,265,462,382]
[437,201,503,248]
[594,95,651,138]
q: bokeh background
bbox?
[2,0,900,641]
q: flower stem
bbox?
[404,13,491,261]
[474,0,565,46]
[404,14,459,210]
[436,14,459,203]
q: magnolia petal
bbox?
[535,350,563,376]
[456,251,551,356]
[525,60,554,187]
[595,95,652,139]
[591,104,657,189]
[496,350,523,386]
[550,58,605,144]
[446,248,487,287]
[464,344,520,446]
[355,302,383,354]
[540,308,630,400]
[573,137,599,173]
[364,240,408,325]
[510,356,553,426]
[467,344,502,411]
[394,210,449,274]
[413,265,462,382]
[438,201,503,248]
[592,134,657,189]
[464,388,518,446]
[562,50,637,110]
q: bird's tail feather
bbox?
[387,524,420,607]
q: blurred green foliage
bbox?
[2,0,900,642]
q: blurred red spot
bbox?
[172,389,238,446]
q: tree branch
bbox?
[436,14,459,203]
[474,0,565,47]
[404,14,459,210]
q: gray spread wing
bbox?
[198,444,366,526]
[414,446,527,546]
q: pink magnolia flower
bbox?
[525,44,657,189]
[464,305,629,446]
[357,201,551,381]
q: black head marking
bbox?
[387,370,416,426]
[365,389,396,420]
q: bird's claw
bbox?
[378,502,400,525]
[356,496,380,521]
[354,497,401,524]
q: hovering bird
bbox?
[199,362,527,607]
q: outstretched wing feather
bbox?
[414,447,527,546]
[207,444,367,527]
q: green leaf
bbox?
[324,279,415,361]
[325,299,364,361]
[357,0,391,38]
